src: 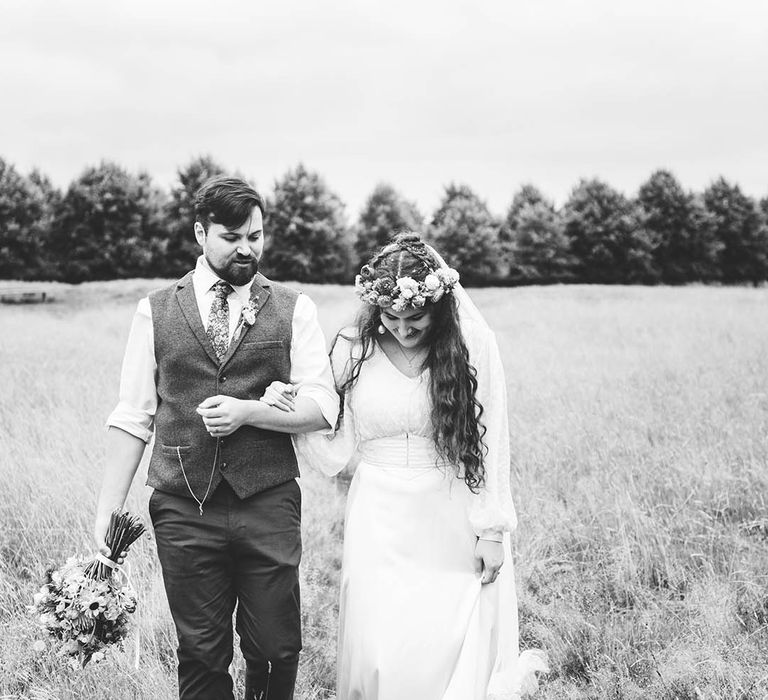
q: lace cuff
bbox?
[467,325,518,537]
[293,332,359,477]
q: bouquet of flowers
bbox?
[31,510,146,668]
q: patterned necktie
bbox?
[207,280,232,361]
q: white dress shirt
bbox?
[107,256,338,443]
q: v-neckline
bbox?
[376,340,427,381]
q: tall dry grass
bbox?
[1,281,767,699]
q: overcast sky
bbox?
[1,0,766,219]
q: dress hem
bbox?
[487,649,549,700]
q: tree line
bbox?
[1,155,767,286]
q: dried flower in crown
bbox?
[355,266,460,310]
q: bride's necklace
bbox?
[391,340,427,466]
[395,341,426,373]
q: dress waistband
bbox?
[358,435,447,470]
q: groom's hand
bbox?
[197,395,251,437]
[94,514,128,565]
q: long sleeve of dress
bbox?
[292,333,359,477]
[466,321,518,539]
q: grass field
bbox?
[2,281,768,699]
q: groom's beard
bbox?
[210,256,260,287]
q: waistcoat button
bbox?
[220,462,228,472]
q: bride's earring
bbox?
[377,324,385,335]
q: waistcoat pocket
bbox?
[241,339,284,349]
[158,444,193,454]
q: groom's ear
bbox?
[194,223,206,246]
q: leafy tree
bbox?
[0,158,61,280]
[26,169,63,280]
[139,172,172,277]
[354,183,423,268]
[637,170,720,283]
[563,178,656,284]
[163,155,227,276]
[265,164,352,283]
[429,184,503,285]
[499,185,545,274]
[0,157,33,278]
[502,185,549,233]
[685,194,722,282]
[50,162,167,282]
[502,185,573,284]
[703,177,768,285]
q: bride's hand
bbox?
[260,381,297,412]
[474,539,504,584]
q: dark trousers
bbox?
[149,479,302,700]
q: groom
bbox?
[94,176,338,700]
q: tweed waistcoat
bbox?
[147,271,299,500]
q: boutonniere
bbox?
[233,299,258,341]
[242,300,257,326]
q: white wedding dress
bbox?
[295,318,546,700]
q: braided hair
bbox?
[334,232,487,492]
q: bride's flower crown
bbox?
[355,264,460,312]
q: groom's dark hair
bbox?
[194,176,265,233]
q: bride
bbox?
[266,233,546,699]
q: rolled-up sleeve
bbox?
[106,298,157,443]
[290,294,339,433]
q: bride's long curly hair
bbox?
[333,233,487,492]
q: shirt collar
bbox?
[193,255,254,303]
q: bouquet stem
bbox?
[85,510,146,579]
